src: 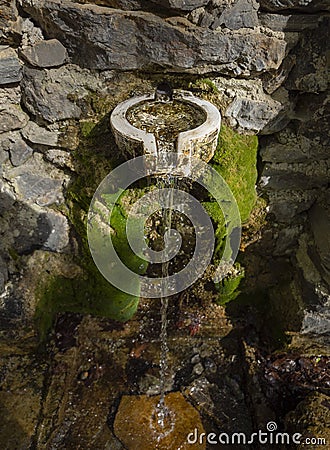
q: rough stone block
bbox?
[20,39,68,68]
[0,104,29,133]
[15,172,63,206]
[8,137,33,166]
[212,0,259,30]
[20,0,286,76]
[0,47,22,85]
[21,121,58,147]
[21,66,85,122]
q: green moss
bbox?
[212,125,258,222]
[191,78,218,94]
[36,101,258,338]
[203,125,258,261]
[35,111,148,340]
[90,93,116,116]
[35,273,140,342]
[8,247,19,261]
[215,263,245,305]
[203,125,258,302]
[80,120,96,138]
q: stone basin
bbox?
[110,90,221,176]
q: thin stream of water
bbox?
[156,172,176,429]
[129,93,193,431]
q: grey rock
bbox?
[21,17,44,48]
[21,0,286,75]
[263,55,296,94]
[260,127,329,164]
[0,85,21,105]
[191,353,200,364]
[193,362,204,375]
[301,302,330,335]
[20,39,68,68]
[259,13,322,32]
[0,130,18,150]
[0,148,8,164]
[212,0,259,30]
[259,87,293,135]
[4,203,69,254]
[273,225,302,255]
[42,210,70,252]
[15,172,63,206]
[0,47,22,85]
[0,180,15,215]
[21,66,88,123]
[226,96,284,133]
[79,0,208,12]
[285,18,329,92]
[265,189,318,221]
[260,93,329,162]
[150,0,209,10]
[79,0,143,10]
[261,159,330,191]
[0,0,21,45]
[0,104,29,133]
[185,377,252,434]
[21,122,58,146]
[259,0,329,11]
[8,137,33,166]
[44,149,74,170]
[309,198,330,286]
[0,255,8,293]
[3,153,68,208]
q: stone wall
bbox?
[1,0,328,330]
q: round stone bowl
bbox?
[110,91,221,176]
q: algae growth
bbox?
[35,112,148,340]
[204,124,258,304]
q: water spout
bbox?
[154,82,173,102]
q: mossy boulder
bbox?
[35,113,148,339]
[203,125,258,303]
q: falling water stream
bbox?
[156,174,175,430]
[127,93,204,435]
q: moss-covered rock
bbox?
[285,393,330,449]
[215,263,245,305]
[212,124,258,223]
[35,110,148,339]
[202,125,258,303]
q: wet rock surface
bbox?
[114,392,206,449]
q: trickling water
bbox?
[127,91,202,432]
[156,173,175,429]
